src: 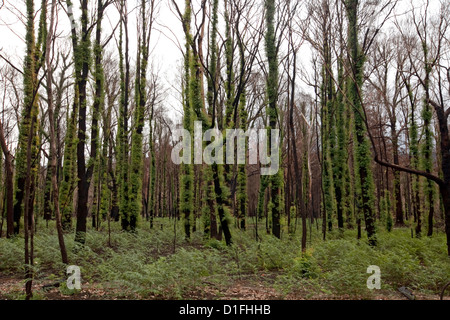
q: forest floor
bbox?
[1,218,449,300]
[0,273,445,300]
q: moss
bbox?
[179,0,194,240]
[420,42,436,237]
[60,105,77,231]
[345,0,377,246]
[116,1,131,231]
[224,1,235,129]
[265,0,283,239]
[13,0,41,234]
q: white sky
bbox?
[0,0,444,128]
[0,0,185,124]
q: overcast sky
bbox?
[0,0,186,124]
[0,0,442,128]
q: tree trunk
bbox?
[0,120,14,238]
[392,130,404,227]
[346,0,377,246]
[212,164,232,246]
[265,0,282,239]
[46,0,68,264]
[435,104,450,254]
[69,0,91,245]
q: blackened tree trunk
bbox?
[345,0,377,246]
[265,0,282,239]
[288,41,306,251]
[13,0,42,236]
[391,126,404,227]
[0,120,14,238]
[179,0,194,240]
[66,0,92,244]
[46,0,69,264]
[116,0,132,230]
[24,116,36,300]
[422,44,435,238]
[90,0,107,230]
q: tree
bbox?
[345,0,377,246]
[21,0,47,297]
[59,52,77,231]
[13,0,42,236]
[320,0,337,233]
[128,0,153,231]
[45,0,68,264]
[265,0,283,239]
[90,0,109,230]
[403,70,422,236]
[418,25,436,237]
[116,0,132,231]
[178,0,194,240]
[0,116,13,238]
[65,0,92,244]
[286,0,306,250]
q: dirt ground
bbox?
[0,274,446,300]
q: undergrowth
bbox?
[0,218,449,300]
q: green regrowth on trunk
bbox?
[346,0,377,246]
[264,0,283,239]
[13,0,41,235]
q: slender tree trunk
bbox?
[346,0,377,246]
[212,163,232,245]
[70,0,91,244]
[288,45,306,251]
[433,104,450,254]
[0,120,14,238]
[46,0,68,264]
[265,0,282,239]
[24,115,36,300]
[180,0,194,240]
[117,0,131,230]
[392,131,404,226]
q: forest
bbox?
[0,0,450,301]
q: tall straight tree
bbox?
[403,75,422,236]
[148,102,156,228]
[45,0,68,264]
[21,0,48,298]
[286,2,306,250]
[128,0,150,231]
[345,0,377,246]
[0,119,14,238]
[320,0,337,232]
[335,50,350,229]
[178,0,194,240]
[265,0,283,239]
[332,0,351,230]
[13,0,42,235]
[203,0,220,238]
[116,0,132,231]
[59,68,77,231]
[236,45,248,231]
[421,40,436,237]
[90,0,110,229]
[67,0,109,243]
[66,0,92,244]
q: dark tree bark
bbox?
[66,0,91,244]
[0,120,14,238]
[265,0,282,239]
[46,0,69,264]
